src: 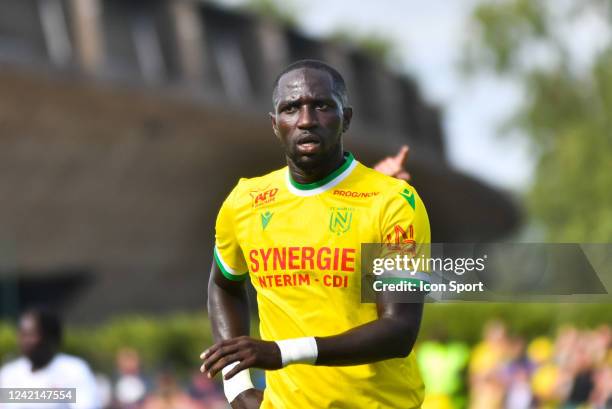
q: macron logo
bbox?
[261,211,273,230]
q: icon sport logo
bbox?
[329,207,353,236]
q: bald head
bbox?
[272,60,348,109]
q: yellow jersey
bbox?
[214,152,431,409]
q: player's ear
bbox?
[270,112,280,139]
[342,106,353,133]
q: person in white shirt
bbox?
[0,308,100,409]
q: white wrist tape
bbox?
[221,362,254,403]
[275,337,318,367]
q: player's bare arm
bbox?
[207,261,251,342]
[315,293,424,365]
[206,262,265,408]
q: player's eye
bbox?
[283,105,297,114]
[315,103,329,110]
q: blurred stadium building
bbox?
[0,0,519,321]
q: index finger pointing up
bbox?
[394,145,410,166]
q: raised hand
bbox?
[373,145,411,181]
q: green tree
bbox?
[330,29,399,66]
[242,0,298,27]
[464,0,612,241]
[240,0,401,67]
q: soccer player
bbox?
[201,60,431,409]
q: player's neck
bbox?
[288,150,346,185]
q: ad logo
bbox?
[333,190,380,198]
[250,187,279,208]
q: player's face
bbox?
[18,314,43,360]
[18,313,56,366]
[271,68,351,170]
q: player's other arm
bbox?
[206,261,264,408]
[204,183,266,409]
[206,182,254,346]
[315,294,423,365]
[205,257,282,372]
[207,260,250,343]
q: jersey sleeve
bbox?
[214,182,249,281]
[379,183,431,285]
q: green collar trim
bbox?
[288,152,355,191]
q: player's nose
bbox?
[297,105,317,129]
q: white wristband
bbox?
[221,362,255,403]
[275,337,318,367]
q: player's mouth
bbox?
[296,134,322,154]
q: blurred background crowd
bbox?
[3,310,609,409]
[2,306,609,409]
[420,322,611,409]
[89,322,612,409]
[0,0,610,408]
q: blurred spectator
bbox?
[113,348,149,409]
[140,368,204,409]
[468,320,509,409]
[0,308,99,409]
[186,372,226,409]
[505,365,531,409]
[95,373,113,409]
[502,337,533,409]
[590,364,611,408]
[530,362,560,406]
[469,320,509,379]
[418,339,470,409]
[589,326,612,407]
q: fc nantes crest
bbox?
[329,207,353,236]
